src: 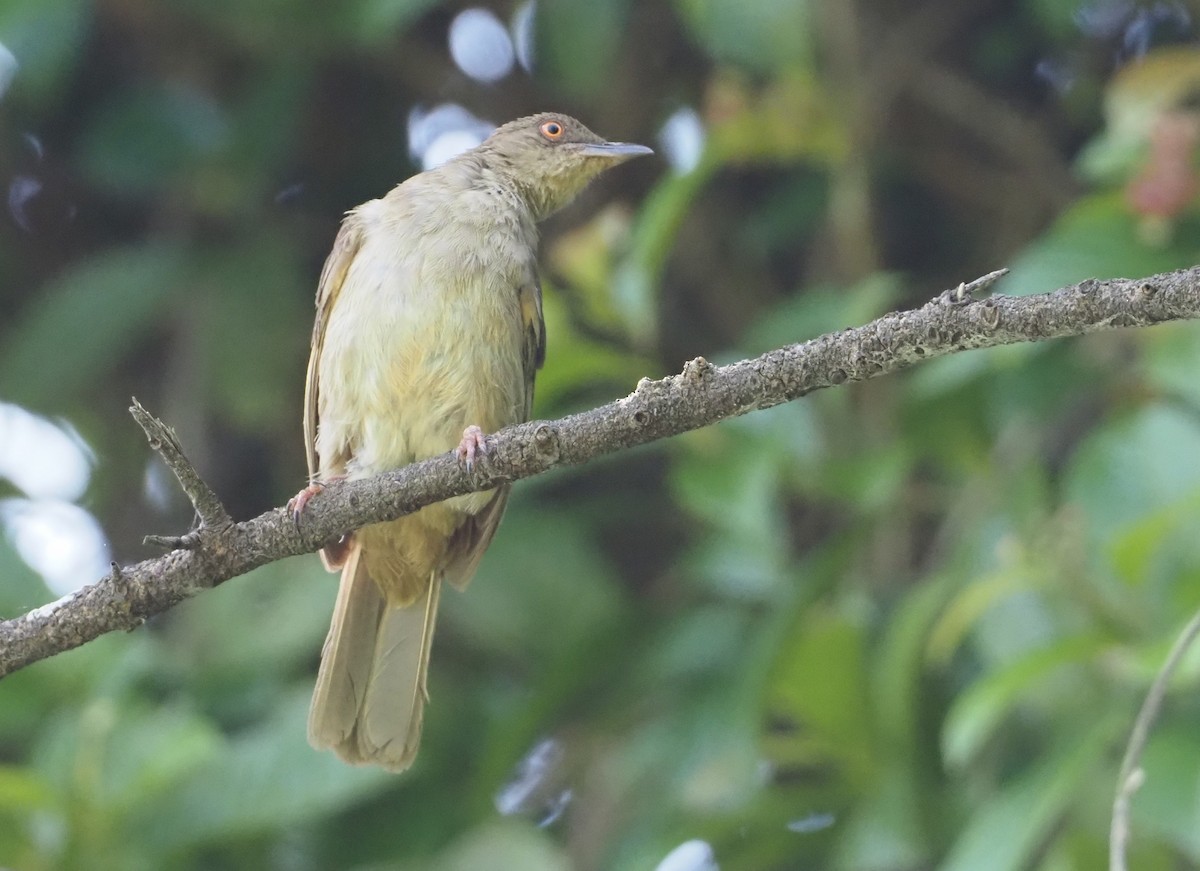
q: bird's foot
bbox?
[288,476,344,522]
[456,425,489,472]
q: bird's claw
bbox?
[288,481,326,522]
[456,425,489,471]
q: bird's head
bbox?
[479,113,652,219]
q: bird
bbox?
[293,113,652,772]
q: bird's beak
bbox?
[578,142,654,162]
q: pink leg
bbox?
[456,425,489,471]
[288,475,344,521]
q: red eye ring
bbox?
[540,120,564,140]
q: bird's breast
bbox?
[317,198,535,479]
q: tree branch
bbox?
[131,398,232,549]
[3,265,1200,678]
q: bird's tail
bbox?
[308,542,441,772]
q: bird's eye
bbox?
[540,120,564,140]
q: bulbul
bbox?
[295,113,651,771]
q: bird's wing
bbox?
[442,272,545,591]
[518,274,546,412]
[442,484,510,591]
[304,213,365,483]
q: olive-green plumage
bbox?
[300,113,651,772]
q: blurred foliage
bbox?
[3,1,1200,869]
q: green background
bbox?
[3,0,1200,868]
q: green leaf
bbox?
[1133,724,1200,859]
[997,194,1189,298]
[615,165,715,348]
[831,766,928,871]
[536,0,631,99]
[872,571,957,756]
[1109,494,1200,588]
[197,234,309,429]
[1141,321,1200,410]
[814,441,912,513]
[98,706,222,815]
[904,343,1026,402]
[927,570,1028,666]
[79,84,230,197]
[642,606,751,686]
[672,413,799,597]
[941,634,1109,769]
[0,244,187,407]
[1066,403,1200,584]
[939,715,1120,871]
[766,607,874,785]
[162,556,338,683]
[0,765,54,812]
[139,690,390,853]
[533,287,656,413]
[0,765,55,870]
[445,503,626,662]
[743,273,902,355]
[675,0,813,73]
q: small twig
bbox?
[143,533,199,550]
[1110,608,1200,871]
[960,267,1009,297]
[937,267,1009,305]
[130,398,231,535]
